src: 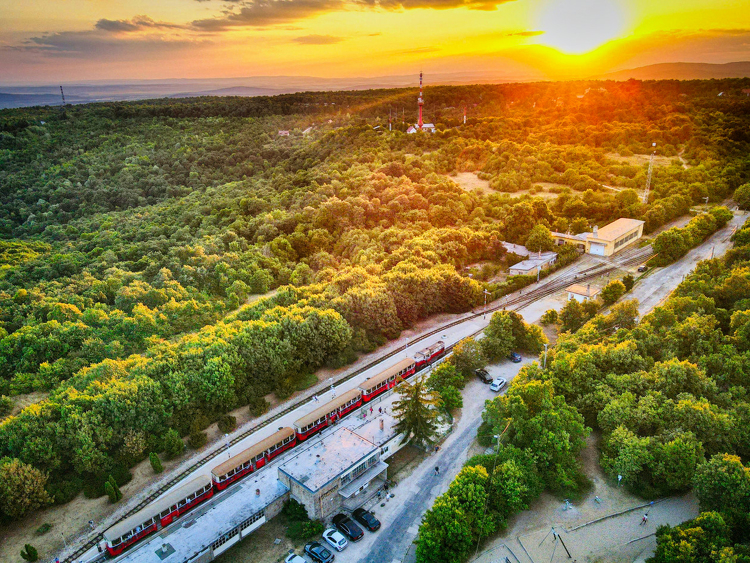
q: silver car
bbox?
[490,377,507,392]
[323,528,348,552]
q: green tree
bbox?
[164,429,185,459]
[104,480,118,504]
[540,309,558,325]
[650,511,732,563]
[694,454,750,515]
[600,280,626,305]
[149,452,163,474]
[481,312,514,362]
[559,298,585,332]
[525,224,554,253]
[450,338,486,379]
[622,274,635,292]
[393,377,441,448]
[20,544,38,562]
[416,495,474,563]
[428,363,464,411]
[734,183,750,210]
[0,458,53,520]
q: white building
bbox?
[406,123,436,134]
[508,252,558,276]
[566,284,601,302]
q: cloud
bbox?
[504,30,544,37]
[292,34,344,44]
[95,15,187,33]
[191,0,517,30]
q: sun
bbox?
[537,0,625,55]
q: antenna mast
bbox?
[642,142,656,204]
[60,86,66,107]
[418,72,424,131]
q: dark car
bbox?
[353,508,381,532]
[332,514,364,541]
[637,265,648,273]
[475,368,492,383]
[509,352,522,363]
[304,541,335,563]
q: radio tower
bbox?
[417,72,424,131]
[642,142,656,204]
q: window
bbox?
[239,510,265,531]
[211,527,239,550]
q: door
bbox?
[589,243,605,256]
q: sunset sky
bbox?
[1,0,749,84]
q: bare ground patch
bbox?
[449,172,493,194]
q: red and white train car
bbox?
[360,358,416,402]
[211,427,296,490]
[293,388,362,441]
[103,475,213,556]
[413,341,445,371]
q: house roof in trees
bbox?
[566,284,601,297]
[592,218,645,242]
[278,427,377,493]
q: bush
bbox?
[164,429,185,459]
[540,309,558,325]
[600,280,626,305]
[282,498,309,522]
[217,415,237,434]
[0,395,13,417]
[149,452,163,474]
[287,519,325,541]
[35,523,51,536]
[188,431,207,450]
[249,397,270,417]
[622,274,635,292]
[47,477,82,504]
[20,544,38,562]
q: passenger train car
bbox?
[104,340,445,556]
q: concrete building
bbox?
[552,218,645,257]
[508,252,558,276]
[279,427,387,520]
[566,284,601,302]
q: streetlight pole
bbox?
[224,434,230,458]
[483,289,491,319]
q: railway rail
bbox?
[61,248,651,563]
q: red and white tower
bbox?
[417,72,424,131]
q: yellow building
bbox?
[552,218,644,257]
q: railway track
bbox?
[61,249,651,563]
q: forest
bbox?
[0,77,749,524]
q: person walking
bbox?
[370,406,373,414]
[378,407,382,414]
[434,466,440,476]
[641,513,648,525]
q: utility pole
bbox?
[543,343,548,369]
[642,142,656,204]
[483,289,491,319]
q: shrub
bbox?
[622,274,635,292]
[20,544,38,562]
[149,452,163,474]
[249,397,270,417]
[104,481,118,504]
[164,429,185,459]
[600,280,626,305]
[47,477,82,504]
[35,523,51,536]
[188,431,207,450]
[282,498,310,522]
[217,415,237,434]
[0,395,13,417]
[540,309,558,325]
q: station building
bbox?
[552,218,645,257]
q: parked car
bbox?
[304,541,334,563]
[489,377,507,392]
[475,368,493,383]
[285,552,309,563]
[508,352,522,363]
[637,265,648,273]
[353,507,381,531]
[332,513,364,541]
[323,528,348,552]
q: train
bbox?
[103,340,444,556]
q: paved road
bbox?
[633,211,746,315]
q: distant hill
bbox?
[598,61,750,81]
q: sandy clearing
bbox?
[606,153,677,168]
[449,172,494,194]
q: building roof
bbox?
[566,284,600,297]
[278,427,377,493]
[552,231,590,242]
[509,252,557,272]
[591,218,645,242]
[116,470,288,563]
[502,242,531,257]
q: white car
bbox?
[323,527,348,551]
[490,377,507,392]
[285,552,308,563]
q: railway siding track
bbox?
[61,249,651,563]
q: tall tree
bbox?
[393,377,440,448]
[0,458,53,519]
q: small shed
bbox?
[566,284,600,302]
